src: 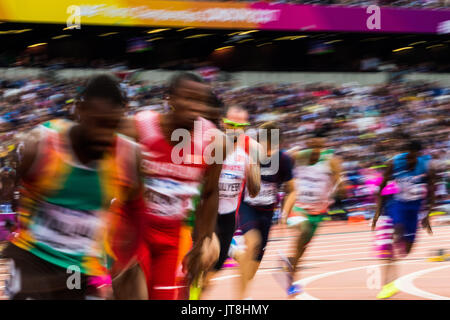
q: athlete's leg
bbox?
[380,224,402,286]
[3,243,89,300]
[175,225,193,300]
[137,244,153,299]
[238,228,261,300]
[403,201,421,255]
[202,212,235,296]
[149,244,180,299]
[376,228,399,299]
[248,209,275,281]
[137,217,183,300]
[110,218,147,300]
[290,219,313,277]
[376,200,412,299]
[236,202,263,299]
[213,212,236,271]
[112,262,148,300]
[289,213,322,279]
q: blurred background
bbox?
[0,0,448,231]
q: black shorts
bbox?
[238,202,274,261]
[213,212,236,271]
[2,243,90,300]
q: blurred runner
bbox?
[280,132,346,296]
[199,105,261,298]
[372,139,436,299]
[237,121,296,300]
[114,72,222,300]
[2,74,140,299]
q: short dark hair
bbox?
[408,140,422,152]
[259,121,281,145]
[79,74,126,106]
[167,72,205,96]
[314,128,327,138]
[208,91,224,127]
[209,92,224,110]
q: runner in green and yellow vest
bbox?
[2,75,141,300]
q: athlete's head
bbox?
[407,139,422,157]
[75,74,126,159]
[258,121,280,157]
[307,130,326,151]
[204,91,224,128]
[223,105,249,142]
[167,72,211,131]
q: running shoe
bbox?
[223,257,238,268]
[272,252,294,293]
[189,273,204,300]
[228,238,238,259]
[288,284,303,296]
[376,281,400,299]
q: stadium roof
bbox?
[0,22,448,72]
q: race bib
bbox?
[296,176,329,204]
[244,181,277,206]
[297,187,322,204]
[31,202,102,255]
[396,180,427,201]
[295,165,333,206]
[219,172,244,199]
[144,177,200,219]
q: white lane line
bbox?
[265,237,450,255]
[271,224,450,239]
[294,259,422,300]
[266,230,450,248]
[211,242,439,282]
[394,264,450,300]
[264,241,449,260]
[211,268,279,282]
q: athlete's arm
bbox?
[286,146,301,158]
[118,116,139,140]
[16,128,41,180]
[290,148,312,164]
[279,153,296,223]
[108,148,144,283]
[109,117,144,277]
[281,179,296,224]
[185,135,224,282]
[10,127,41,211]
[194,143,223,241]
[422,164,436,235]
[372,161,393,231]
[246,139,261,198]
[9,127,41,212]
[330,156,347,199]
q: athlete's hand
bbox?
[183,242,202,282]
[371,215,379,231]
[280,212,288,225]
[201,233,220,269]
[421,215,433,235]
[183,234,220,283]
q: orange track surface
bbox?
[1,221,449,300]
[203,221,450,300]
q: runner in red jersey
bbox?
[114,72,222,300]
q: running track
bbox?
[1,221,449,300]
[203,221,450,300]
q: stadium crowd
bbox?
[0,71,448,215]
